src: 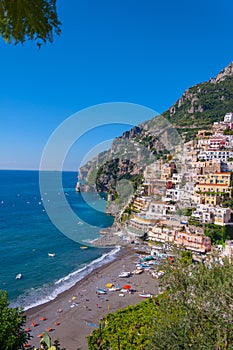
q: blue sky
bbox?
[0,0,233,170]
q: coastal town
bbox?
[2,2,233,349]
[22,112,233,350]
[105,112,233,260]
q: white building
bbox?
[224,112,233,124]
[198,150,233,162]
[191,204,231,226]
[164,187,193,202]
[146,200,176,218]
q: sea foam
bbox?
[10,246,121,311]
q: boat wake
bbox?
[10,246,121,311]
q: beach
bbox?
[25,245,159,350]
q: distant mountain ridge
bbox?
[78,61,233,202]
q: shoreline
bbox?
[24,244,158,350]
[18,244,121,312]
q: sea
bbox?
[0,170,116,310]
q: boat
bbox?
[132,269,143,275]
[96,288,107,295]
[80,246,88,249]
[139,293,152,298]
[118,271,131,278]
[48,253,55,257]
[16,273,22,280]
[108,286,121,291]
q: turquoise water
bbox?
[0,170,115,310]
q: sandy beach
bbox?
[25,245,159,350]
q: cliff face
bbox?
[78,61,233,209]
[78,127,154,193]
[78,114,181,199]
[212,61,233,83]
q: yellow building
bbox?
[196,172,231,186]
[194,183,231,205]
[194,172,232,205]
[132,197,147,212]
[127,215,159,234]
[148,225,176,243]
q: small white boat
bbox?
[48,253,55,257]
[118,271,131,278]
[139,293,152,298]
[16,273,22,280]
[108,286,121,292]
[132,269,143,275]
[97,288,107,295]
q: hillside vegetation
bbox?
[164,73,233,140]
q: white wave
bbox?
[10,246,121,311]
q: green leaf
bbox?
[41,331,51,347]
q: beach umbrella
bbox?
[24,327,31,333]
[106,283,113,288]
[122,284,131,290]
[40,316,46,321]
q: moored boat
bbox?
[16,273,22,280]
[48,253,55,257]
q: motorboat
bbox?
[48,253,55,257]
[16,273,22,280]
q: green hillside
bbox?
[163,63,233,140]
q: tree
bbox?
[88,299,156,349]
[149,258,233,349]
[0,0,61,46]
[180,250,193,267]
[0,290,30,350]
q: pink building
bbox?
[174,231,211,253]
